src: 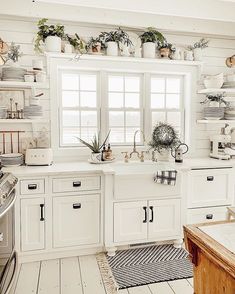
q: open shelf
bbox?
[197,119,235,124]
[0,119,49,124]
[198,88,235,94]
[0,81,49,89]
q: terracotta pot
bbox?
[92,42,102,53]
[159,47,170,58]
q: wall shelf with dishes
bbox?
[0,81,49,89]
[197,119,235,124]
[198,88,235,94]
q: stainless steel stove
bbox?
[0,165,18,294]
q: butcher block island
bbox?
[184,221,235,294]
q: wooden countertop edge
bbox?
[184,220,235,279]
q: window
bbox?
[150,76,184,138]
[108,74,142,144]
[60,72,99,146]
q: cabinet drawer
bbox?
[187,206,229,225]
[52,176,100,193]
[20,179,45,195]
[188,168,233,208]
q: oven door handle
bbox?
[0,250,18,294]
[0,189,17,219]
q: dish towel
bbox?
[153,170,177,186]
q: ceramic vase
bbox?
[106,42,119,56]
[45,36,62,52]
[193,47,202,61]
[90,152,102,163]
[142,42,156,58]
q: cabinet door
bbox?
[148,199,181,240]
[20,198,45,251]
[114,201,148,243]
[53,194,100,248]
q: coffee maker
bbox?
[210,124,231,160]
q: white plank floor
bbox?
[11,255,194,294]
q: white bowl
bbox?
[204,78,223,89]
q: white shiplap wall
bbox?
[1,16,235,158]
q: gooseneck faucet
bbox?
[129,130,145,159]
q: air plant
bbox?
[77,130,111,153]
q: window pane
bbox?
[152,112,166,126]
[151,78,165,92]
[62,128,79,144]
[167,112,181,127]
[125,76,140,92]
[126,128,140,143]
[126,111,140,127]
[80,74,96,91]
[62,91,79,107]
[109,111,124,127]
[110,128,124,143]
[109,93,124,108]
[62,74,79,90]
[109,76,123,92]
[151,93,165,108]
[166,78,180,93]
[62,110,79,127]
[81,111,97,127]
[166,94,180,109]
[80,92,96,107]
[125,93,139,108]
[80,128,97,142]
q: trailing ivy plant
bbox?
[99,27,133,47]
[34,18,65,53]
[66,33,87,54]
[139,27,165,44]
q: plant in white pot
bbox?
[77,131,110,163]
[149,122,180,161]
[157,40,176,59]
[200,93,229,120]
[86,36,105,54]
[99,28,132,56]
[188,38,209,61]
[139,27,165,59]
[34,18,65,53]
[66,33,87,55]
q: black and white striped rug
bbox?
[106,244,193,289]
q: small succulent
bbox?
[188,38,209,50]
[99,28,133,47]
[139,27,165,44]
[6,42,22,63]
[200,93,229,106]
[86,37,106,51]
[77,130,111,153]
[66,33,87,54]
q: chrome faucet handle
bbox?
[121,152,129,163]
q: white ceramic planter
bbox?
[156,149,170,161]
[193,48,202,61]
[45,36,62,52]
[142,42,156,58]
[106,42,119,56]
[90,152,102,163]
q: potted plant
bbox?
[149,122,180,161]
[200,93,228,120]
[200,93,228,107]
[99,28,132,56]
[34,18,65,53]
[157,40,176,59]
[77,131,110,163]
[188,38,209,61]
[139,27,165,59]
[86,37,105,54]
[66,33,87,54]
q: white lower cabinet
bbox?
[114,199,181,243]
[53,194,100,248]
[20,198,45,251]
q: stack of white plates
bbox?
[225,107,235,120]
[0,106,7,119]
[2,67,26,81]
[24,105,43,119]
[203,107,224,120]
[222,82,235,88]
[0,153,24,167]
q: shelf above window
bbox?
[198,88,235,94]
[0,119,50,124]
[0,81,49,89]
[197,119,235,124]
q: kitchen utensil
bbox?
[171,143,189,163]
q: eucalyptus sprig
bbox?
[77,130,111,153]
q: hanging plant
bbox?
[66,33,87,54]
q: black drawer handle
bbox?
[73,203,81,209]
[149,206,154,223]
[40,204,45,221]
[206,214,213,220]
[207,176,214,181]
[28,184,37,190]
[143,206,147,223]
[73,181,81,187]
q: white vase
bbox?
[90,152,102,163]
[106,42,119,56]
[193,48,202,61]
[45,36,62,52]
[156,149,170,161]
[142,42,156,58]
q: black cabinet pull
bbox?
[73,181,81,187]
[28,184,37,190]
[40,204,45,221]
[149,206,154,223]
[206,214,213,220]
[73,203,81,209]
[207,176,214,181]
[143,206,147,223]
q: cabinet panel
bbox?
[0,210,12,255]
[148,199,181,240]
[53,194,100,248]
[114,201,148,243]
[20,198,45,251]
[187,206,229,224]
[20,179,45,195]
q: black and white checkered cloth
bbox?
[153,170,177,186]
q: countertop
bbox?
[2,157,235,177]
